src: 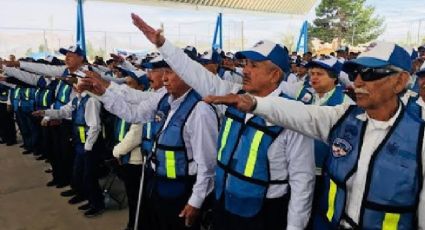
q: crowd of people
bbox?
[1,13,425,230]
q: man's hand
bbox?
[110,53,125,64]
[203,93,257,113]
[0,75,6,82]
[32,110,45,117]
[2,61,20,68]
[179,204,200,227]
[131,13,165,47]
[76,71,110,96]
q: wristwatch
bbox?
[245,93,257,112]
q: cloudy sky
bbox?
[0,0,423,56]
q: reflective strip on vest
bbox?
[61,85,69,102]
[165,150,176,179]
[78,126,86,143]
[217,118,233,161]
[326,179,338,221]
[14,88,21,98]
[243,131,264,177]
[118,120,126,141]
[382,213,400,230]
[25,89,30,99]
[146,122,151,139]
[42,91,49,106]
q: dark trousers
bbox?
[30,116,41,155]
[0,103,16,144]
[119,164,143,228]
[73,142,104,209]
[40,125,52,159]
[148,177,199,230]
[212,194,289,230]
[18,110,33,150]
[50,120,73,185]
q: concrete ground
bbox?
[0,142,128,230]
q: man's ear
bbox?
[393,71,410,94]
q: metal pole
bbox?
[134,154,147,230]
[351,22,356,46]
[418,20,422,45]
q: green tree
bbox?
[309,0,385,46]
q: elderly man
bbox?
[78,54,218,230]
[207,42,425,229]
[130,13,315,230]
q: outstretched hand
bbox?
[203,93,257,113]
[76,71,110,96]
[131,13,165,47]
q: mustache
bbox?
[354,88,370,94]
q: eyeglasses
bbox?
[348,67,400,82]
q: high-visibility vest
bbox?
[153,90,201,198]
[215,92,288,217]
[53,69,72,109]
[114,117,131,164]
[317,105,423,229]
[71,95,90,146]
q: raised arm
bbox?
[19,62,67,77]
[131,13,241,97]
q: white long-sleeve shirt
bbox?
[253,96,425,229]
[113,123,143,165]
[100,87,218,209]
[158,39,315,230]
[44,93,101,151]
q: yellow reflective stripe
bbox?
[295,85,305,99]
[217,118,233,161]
[78,126,86,143]
[118,120,126,141]
[326,179,337,221]
[146,122,151,139]
[14,88,21,98]
[243,131,264,177]
[25,89,30,99]
[382,213,400,230]
[42,91,49,106]
[165,150,176,179]
[61,85,69,102]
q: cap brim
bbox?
[235,50,268,61]
[417,69,425,77]
[305,61,332,71]
[342,57,389,73]
[59,48,69,56]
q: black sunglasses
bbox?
[348,67,399,82]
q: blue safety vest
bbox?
[297,85,347,175]
[114,117,132,164]
[152,90,201,198]
[20,88,35,112]
[215,93,287,217]
[140,95,170,157]
[316,105,423,229]
[405,96,423,120]
[0,85,9,102]
[53,69,72,109]
[35,78,57,110]
[11,87,21,112]
[71,95,90,146]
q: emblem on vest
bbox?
[301,92,313,103]
[331,138,352,157]
[155,111,166,122]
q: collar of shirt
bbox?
[245,87,281,126]
[309,86,337,106]
[355,104,402,130]
[297,74,308,82]
[167,89,191,111]
[77,92,88,99]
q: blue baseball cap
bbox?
[184,46,198,60]
[120,68,150,89]
[342,41,412,73]
[59,45,85,57]
[141,55,170,69]
[235,40,290,72]
[306,56,342,76]
[197,49,222,65]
